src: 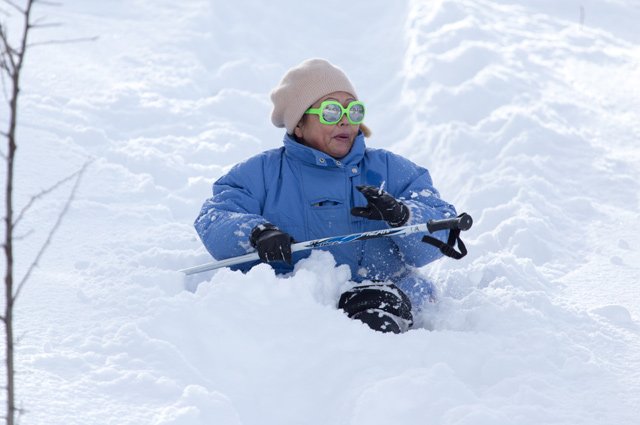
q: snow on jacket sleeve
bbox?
[194,153,271,262]
[383,150,457,267]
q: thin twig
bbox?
[28,35,98,47]
[12,228,34,241]
[15,331,27,345]
[13,160,91,302]
[1,0,24,14]
[0,27,17,73]
[30,15,61,28]
[30,21,60,29]
[14,0,33,73]
[33,0,62,6]
[0,62,9,102]
[13,165,86,228]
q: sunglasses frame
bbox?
[305,100,366,125]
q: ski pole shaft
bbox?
[180,214,472,275]
[180,224,427,275]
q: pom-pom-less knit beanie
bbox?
[270,58,358,135]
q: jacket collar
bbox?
[282,131,366,168]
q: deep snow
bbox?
[2,0,639,424]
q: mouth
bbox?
[333,132,352,142]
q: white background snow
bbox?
[2,0,639,424]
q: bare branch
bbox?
[0,62,9,101]
[0,26,17,72]
[14,165,87,227]
[1,0,25,14]
[13,159,92,302]
[33,0,62,6]
[12,228,34,241]
[15,331,27,345]
[30,15,61,28]
[28,35,99,47]
[30,22,61,29]
[3,3,37,423]
[16,0,35,71]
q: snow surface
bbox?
[2,0,639,424]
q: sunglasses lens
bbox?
[348,103,365,123]
[322,103,343,123]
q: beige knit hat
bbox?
[270,58,358,134]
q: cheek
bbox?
[310,123,332,142]
[302,123,325,148]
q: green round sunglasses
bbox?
[304,100,366,125]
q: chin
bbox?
[331,147,352,158]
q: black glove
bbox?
[249,223,293,264]
[351,185,410,227]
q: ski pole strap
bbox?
[421,214,470,259]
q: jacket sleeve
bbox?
[385,151,457,267]
[194,154,270,263]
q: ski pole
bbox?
[180,213,473,275]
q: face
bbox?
[294,91,360,159]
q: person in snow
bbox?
[195,58,456,333]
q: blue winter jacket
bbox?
[195,132,456,283]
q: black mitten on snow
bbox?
[351,185,410,227]
[250,223,293,264]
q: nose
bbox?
[338,112,349,126]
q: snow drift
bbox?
[2,0,639,424]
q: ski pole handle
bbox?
[427,213,473,233]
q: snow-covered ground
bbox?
[2,0,639,424]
